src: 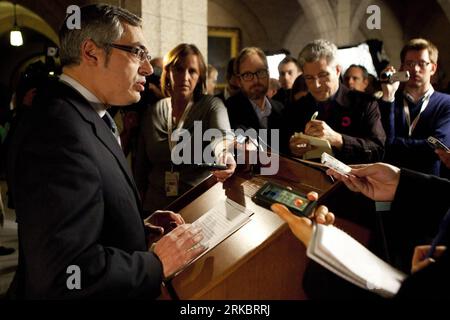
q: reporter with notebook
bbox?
[272,163,450,298]
[282,40,385,163]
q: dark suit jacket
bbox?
[225,92,285,150]
[393,169,450,299]
[7,80,163,299]
[272,88,292,108]
[282,85,386,163]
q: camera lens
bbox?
[380,71,392,81]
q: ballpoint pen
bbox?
[424,218,448,259]
[311,111,319,121]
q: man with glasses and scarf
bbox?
[379,38,450,177]
[6,4,205,299]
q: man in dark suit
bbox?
[6,4,205,299]
[226,47,284,151]
[284,40,385,163]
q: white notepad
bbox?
[166,198,254,279]
[294,132,333,160]
[307,224,407,298]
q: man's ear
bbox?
[335,64,342,77]
[81,39,102,66]
[430,62,437,76]
[363,78,369,90]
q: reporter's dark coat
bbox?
[225,92,285,151]
[281,85,386,163]
[393,169,450,299]
[7,80,163,299]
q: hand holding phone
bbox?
[427,136,450,152]
[252,182,317,217]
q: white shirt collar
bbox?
[404,85,435,104]
[249,97,272,129]
[249,97,272,116]
[59,73,107,117]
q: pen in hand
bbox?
[311,111,319,121]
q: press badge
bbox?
[165,171,179,197]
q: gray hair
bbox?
[297,39,338,70]
[59,4,142,67]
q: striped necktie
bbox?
[102,111,120,144]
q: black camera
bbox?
[380,71,410,83]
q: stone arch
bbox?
[0,2,62,89]
[0,2,58,44]
[283,0,340,57]
[282,12,313,57]
[437,0,450,23]
[283,0,403,70]
[350,0,373,35]
[208,0,270,48]
[296,0,337,41]
[357,0,403,68]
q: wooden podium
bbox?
[162,156,372,300]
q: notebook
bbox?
[307,224,407,298]
[165,198,254,280]
[293,132,333,160]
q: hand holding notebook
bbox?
[290,132,333,160]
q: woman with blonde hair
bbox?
[135,43,236,214]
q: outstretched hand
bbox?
[271,191,335,247]
[213,151,237,183]
[327,162,401,201]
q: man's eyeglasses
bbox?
[403,60,432,69]
[239,69,269,81]
[108,43,151,63]
[304,72,330,83]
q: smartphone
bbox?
[252,182,317,217]
[427,136,450,152]
[196,163,228,170]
